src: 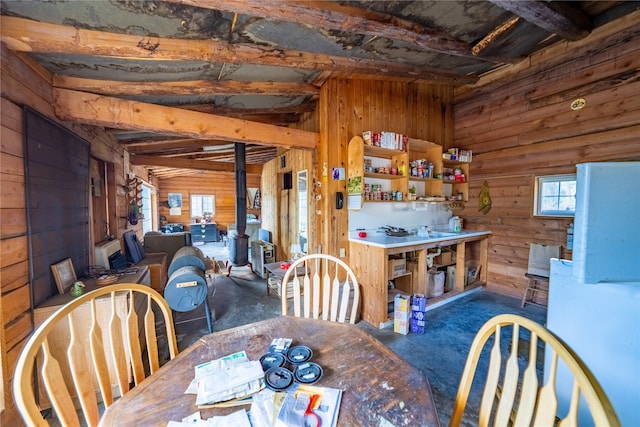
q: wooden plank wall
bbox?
[0,46,129,424]
[317,79,453,257]
[261,149,315,261]
[157,172,262,234]
[453,12,640,300]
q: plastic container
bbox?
[567,223,574,250]
[449,216,461,233]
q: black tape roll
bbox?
[287,345,313,364]
[260,352,287,371]
[294,362,324,384]
[264,366,294,391]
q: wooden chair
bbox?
[449,314,620,427]
[13,283,178,427]
[521,243,560,307]
[281,253,360,324]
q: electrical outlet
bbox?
[339,247,346,258]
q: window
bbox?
[534,174,576,217]
[191,194,215,218]
[141,184,153,234]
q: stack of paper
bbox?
[185,351,266,407]
[168,410,252,427]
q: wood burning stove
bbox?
[229,143,250,269]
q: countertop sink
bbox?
[428,231,458,238]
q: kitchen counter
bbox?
[349,230,491,249]
[349,229,491,328]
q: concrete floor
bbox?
[174,241,547,426]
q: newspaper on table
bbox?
[167,409,251,427]
[184,351,265,406]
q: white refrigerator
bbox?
[547,162,640,426]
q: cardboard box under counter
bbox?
[388,259,407,280]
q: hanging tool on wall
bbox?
[128,198,140,226]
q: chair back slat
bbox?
[479,325,502,425]
[13,283,178,427]
[108,293,130,396]
[282,253,360,324]
[449,314,620,427]
[337,282,351,323]
[312,264,321,319]
[292,275,302,317]
[513,332,540,425]
[321,259,330,321]
[303,266,312,318]
[494,324,521,426]
[41,339,80,427]
[125,289,145,385]
[67,311,100,426]
[535,351,559,425]
[560,382,582,427]
[144,296,160,373]
[89,299,113,407]
[330,272,340,322]
[322,260,332,320]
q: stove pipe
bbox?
[229,142,249,266]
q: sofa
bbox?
[142,231,192,264]
[121,231,167,294]
[122,231,194,294]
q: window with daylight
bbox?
[191,195,215,218]
[534,174,576,217]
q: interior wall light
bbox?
[570,98,586,111]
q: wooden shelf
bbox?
[363,144,407,158]
[365,172,407,180]
[409,177,442,183]
[348,134,473,207]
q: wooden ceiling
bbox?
[1,0,635,177]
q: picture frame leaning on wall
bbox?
[51,258,77,294]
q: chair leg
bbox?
[521,286,530,307]
[522,276,549,307]
[204,299,214,334]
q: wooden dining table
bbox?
[99,316,442,426]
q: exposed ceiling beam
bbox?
[124,138,228,152]
[171,0,481,59]
[178,102,317,117]
[188,146,276,160]
[130,154,263,174]
[52,88,319,149]
[1,16,477,85]
[149,168,199,179]
[489,0,592,41]
[126,139,274,161]
[472,17,521,57]
[165,106,314,125]
[52,75,320,96]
